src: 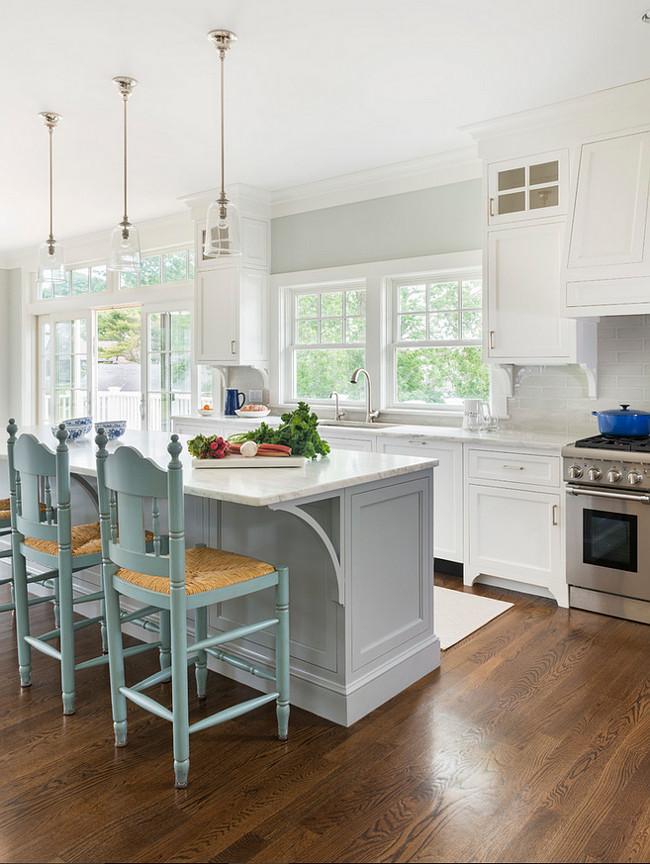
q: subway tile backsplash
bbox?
[506,315,650,436]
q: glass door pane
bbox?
[96,307,142,430]
[146,309,192,431]
[53,317,90,422]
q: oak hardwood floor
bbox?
[1,568,649,864]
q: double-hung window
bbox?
[390,271,489,408]
[287,283,366,402]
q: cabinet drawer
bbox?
[467,448,560,487]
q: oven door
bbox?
[566,484,650,601]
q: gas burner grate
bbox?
[574,434,650,451]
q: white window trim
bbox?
[386,265,483,411]
[270,250,483,420]
[282,279,368,407]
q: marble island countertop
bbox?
[3,427,438,508]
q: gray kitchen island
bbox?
[3,428,440,725]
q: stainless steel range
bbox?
[562,434,650,624]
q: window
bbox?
[288,284,366,401]
[119,250,194,290]
[146,309,192,431]
[391,272,489,407]
[35,244,208,429]
[39,265,107,300]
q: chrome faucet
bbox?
[349,368,379,423]
[329,390,346,421]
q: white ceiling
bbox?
[2,0,650,255]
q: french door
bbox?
[39,303,205,431]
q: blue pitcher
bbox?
[225,388,246,415]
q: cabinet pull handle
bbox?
[231,340,236,355]
[502,464,524,471]
[489,330,495,350]
[408,439,428,445]
[552,504,559,526]
[489,197,495,217]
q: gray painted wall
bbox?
[0,269,22,429]
[0,270,10,428]
[270,179,482,273]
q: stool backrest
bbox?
[95,431,185,586]
[7,420,67,544]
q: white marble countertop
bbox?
[176,414,578,453]
[4,427,438,508]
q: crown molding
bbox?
[463,77,650,154]
[270,147,481,218]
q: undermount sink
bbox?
[318,420,397,429]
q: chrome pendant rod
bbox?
[39,112,61,253]
[207,30,236,208]
[122,91,128,224]
[112,77,138,232]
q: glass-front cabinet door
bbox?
[487,149,568,225]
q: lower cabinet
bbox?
[464,446,567,607]
[320,430,374,452]
[378,437,463,564]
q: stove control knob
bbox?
[569,465,583,480]
[628,472,643,486]
[607,469,622,483]
[588,467,602,482]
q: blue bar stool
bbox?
[95,429,290,788]
[8,420,167,715]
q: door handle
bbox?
[231,340,237,355]
[489,197,495,218]
[489,331,495,350]
[552,504,559,526]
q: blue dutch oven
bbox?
[591,404,650,437]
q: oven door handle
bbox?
[566,485,650,504]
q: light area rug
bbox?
[434,586,513,650]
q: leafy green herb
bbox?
[228,401,330,460]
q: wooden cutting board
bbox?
[192,455,306,468]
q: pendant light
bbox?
[204,29,241,258]
[108,76,141,272]
[36,112,65,284]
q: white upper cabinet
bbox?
[185,186,271,367]
[487,150,568,225]
[563,130,650,315]
[195,259,268,366]
[486,222,578,362]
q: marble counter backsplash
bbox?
[505,314,650,437]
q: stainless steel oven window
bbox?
[583,508,638,573]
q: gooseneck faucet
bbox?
[349,368,379,423]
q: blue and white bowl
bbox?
[51,416,92,441]
[95,420,127,440]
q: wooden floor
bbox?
[1,568,649,864]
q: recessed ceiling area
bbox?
[2,0,650,254]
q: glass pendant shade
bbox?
[108,219,141,272]
[204,196,241,258]
[37,237,66,284]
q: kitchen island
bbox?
[4,427,439,726]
